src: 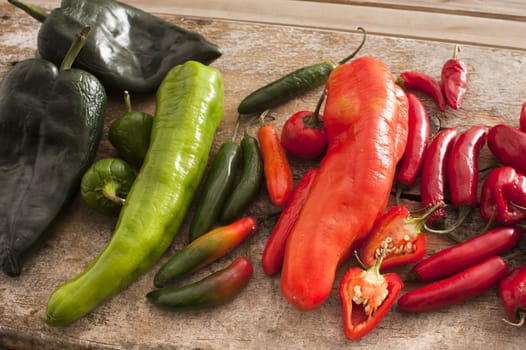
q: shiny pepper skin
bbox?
[499,262,526,327]
[441,44,468,110]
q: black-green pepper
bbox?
[0,26,106,276]
[9,0,222,92]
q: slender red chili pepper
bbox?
[339,247,403,340]
[258,111,293,207]
[441,44,468,110]
[397,71,446,112]
[420,127,457,225]
[409,226,522,283]
[398,255,509,312]
[520,102,526,133]
[479,166,526,225]
[358,202,444,271]
[499,262,526,327]
[429,125,487,233]
[395,93,430,203]
[262,168,318,276]
[487,124,526,175]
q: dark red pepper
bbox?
[499,262,526,327]
[487,124,526,175]
[480,166,526,225]
[262,168,318,276]
[441,44,468,110]
[397,71,446,112]
[395,93,430,203]
[520,102,526,133]
[339,248,403,340]
[398,255,509,312]
[358,202,444,271]
[410,226,522,282]
[420,127,457,225]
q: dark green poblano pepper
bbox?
[9,0,222,93]
[0,26,107,276]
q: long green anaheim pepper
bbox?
[44,61,224,326]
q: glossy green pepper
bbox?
[9,0,222,92]
[45,61,224,326]
[109,91,153,165]
[80,158,136,216]
[0,27,106,276]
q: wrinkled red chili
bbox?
[499,262,526,327]
[441,44,468,110]
[397,71,446,112]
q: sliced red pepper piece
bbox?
[358,202,444,271]
[499,262,526,327]
[339,247,403,340]
[441,44,468,110]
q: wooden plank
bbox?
[1,2,526,350]
[25,0,526,50]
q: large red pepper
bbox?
[499,262,526,327]
[339,248,403,340]
[487,124,526,175]
[358,202,444,271]
[280,56,409,311]
[441,44,468,110]
[410,226,522,282]
[395,93,430,203]
[420,127,457,225]
[397,71,446,112]
[479,166,526,225]
[262,168,318,276]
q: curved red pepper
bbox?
[398,255,509,312]
[441,44,468,110]
[487,124,526,175]
[397,71,446,112]
[420,127,457,224]
[479,166,526,225]
[281,56,409,311]
[339,250,403,340]
[410,226,522,282]
[499,262,526,327]
[358,203,444,271]
[395,93,430,201]
[262,168,318,276]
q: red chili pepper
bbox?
[395,93,430,203]
[520,102,526,133]
[420,127,457,225]
[339,247,403,340]
[487,124,526,175]
[434,125,487,232]
[258,111,293,207]
[358,202,444,271]
[479,166,526,225]
[262,168,318,276]
[398,255,509,312]
[409,226,522,283]
[499,262,526,327]
[397,71,446,112]
[441,44,468,110]
[281,57,409,311]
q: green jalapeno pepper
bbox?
[80,158,136,216]
[147,257,253,310]
[154,216,257,288]
[44,61,224,326]
[0,26,106,277]
[219,132,264,223]
[9,0,222,92]
[109,91,153,166]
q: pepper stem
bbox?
[410,202,446,231]
[123,91,133,113]
[452,44,461,60]
[337,27,367,64]
[102,182,126,206]
[423,204,471,235]
[232,115,241,142]
[60,26,91,71]
[8,0,48,23]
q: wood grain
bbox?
[0,2,525,349]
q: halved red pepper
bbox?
[339,248,403,340]
[358,202,444,271]
[499,262,526,327]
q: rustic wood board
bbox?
[1,3,525,349]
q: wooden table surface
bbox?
[1,1,526,349]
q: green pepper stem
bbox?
[123,91,132,113]
[337,27,367,65]
[232,115,241,142]
[102,182,126,206]
[423,203,469,235]
[60,26,91,71]
[502,315,525,327]
[8,0,48,23]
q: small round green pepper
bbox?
[109,91,153,165]
[80,158,136,215]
